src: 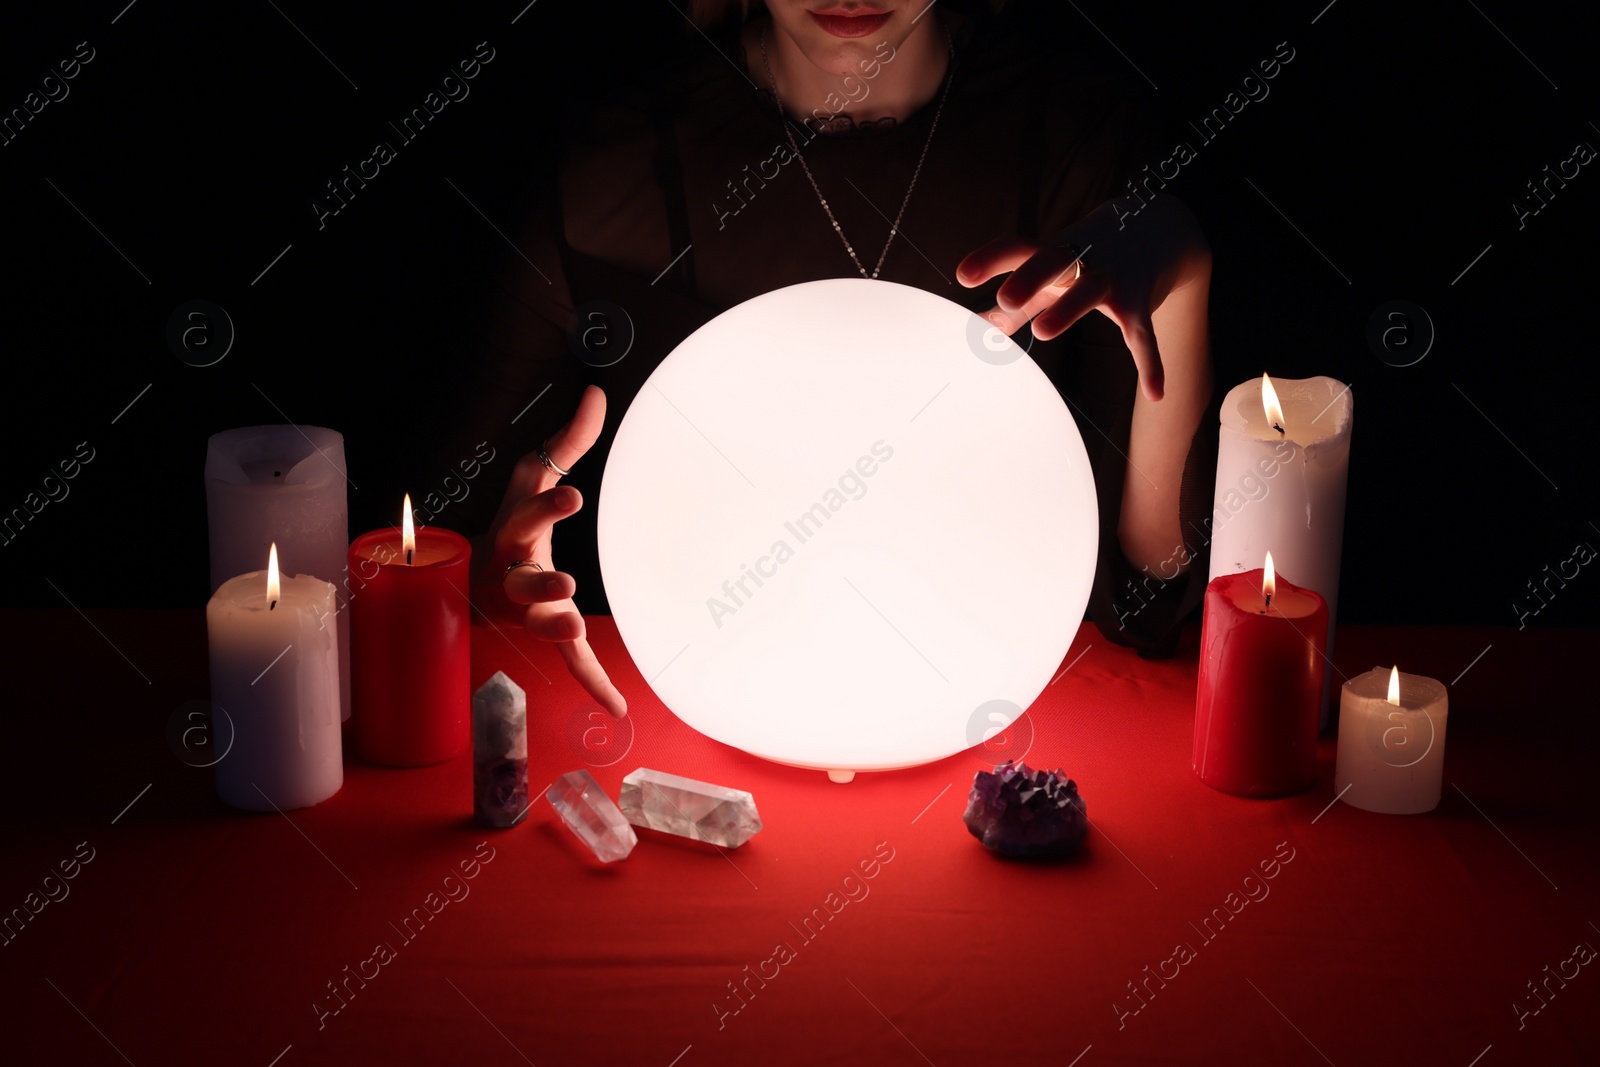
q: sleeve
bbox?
[408,89,676,617]
[1030,53,1216,657]
[404,175,592,543]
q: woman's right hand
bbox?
[485,384,626,718]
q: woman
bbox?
[468,0,1214,717]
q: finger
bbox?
[523,604,586,642]
[995,245,1083,314]
[556,635,628,718]
[975,291,1068,337]
[979,267,1094,334]
[1038,293,1165,401]
[977,307,1021,336]
[1028,272,1112,341]
[956,235,1042,287]
[1116,311,1166,402]
[493,485,582,563]
[503,565,576,606]
[543,384,607,476]
[501,385,609,505]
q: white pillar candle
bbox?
[207,545,343,811]
[1208,374,1352,724]
[1335,666,1448,814]
[206,425,350,720]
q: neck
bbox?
[754,14,948,127]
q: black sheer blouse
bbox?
[441,5,1212,656]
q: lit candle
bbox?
[1193,552,1328,797]
[206,425,351,721]
[1334,666,1449,813]
[348,494,472,766]
[1207,374,1351,725]
[207,542,343,810]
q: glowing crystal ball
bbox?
[598,278,1097,776]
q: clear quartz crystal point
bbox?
[545,770,637,862]
[618,768,763,848]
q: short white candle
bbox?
[207,544,343,811]
[1208,374,1352,724]
[1335,666,1448,814]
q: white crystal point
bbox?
[618,767,763,848]
[472,671,527,761]
[546,770,636,862]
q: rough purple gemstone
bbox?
[963,760,1088,858]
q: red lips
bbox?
[809,8,893,38]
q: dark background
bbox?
[2,0,1594,627]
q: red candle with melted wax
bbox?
[349,495,471,766]
[1193,553,1327,797]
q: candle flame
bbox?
[1261,373,1285,434]
[1387,666,1401,706]
[402,493,415,565]
[267,542,280,609]
[1262,551,1276,604]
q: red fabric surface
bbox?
[2,611,1597,1066]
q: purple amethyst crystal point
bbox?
[476,757,529,827]
[963,760,1088,859]
[473,672,529,828]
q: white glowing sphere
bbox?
[598,278,1097,773]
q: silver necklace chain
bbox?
[759,23,955,280]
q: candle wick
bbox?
[406,548,413,566]
[269,599,277,611]
[1263,593,1272,609]
[1271,423,1284,435]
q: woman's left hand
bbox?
[956,193,1212,402]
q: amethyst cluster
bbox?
[963,760,1088,859]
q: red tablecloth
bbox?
[3,611,1596,1066]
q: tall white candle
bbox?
[206,425,350,720]
[1208,374,1351,723]
[207,545,343,811]
[1335,666,1448,814]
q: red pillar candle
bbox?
[349,495,472,766]
[1193,554,1327,797]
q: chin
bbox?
[805,38,893,76]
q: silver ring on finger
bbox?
[1052,243,1086,286]
[505,559,545,579]
[537,442,571,477]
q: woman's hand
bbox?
[956,193,1212,402]
[960,194,1214,575]
[483,384,626,718]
